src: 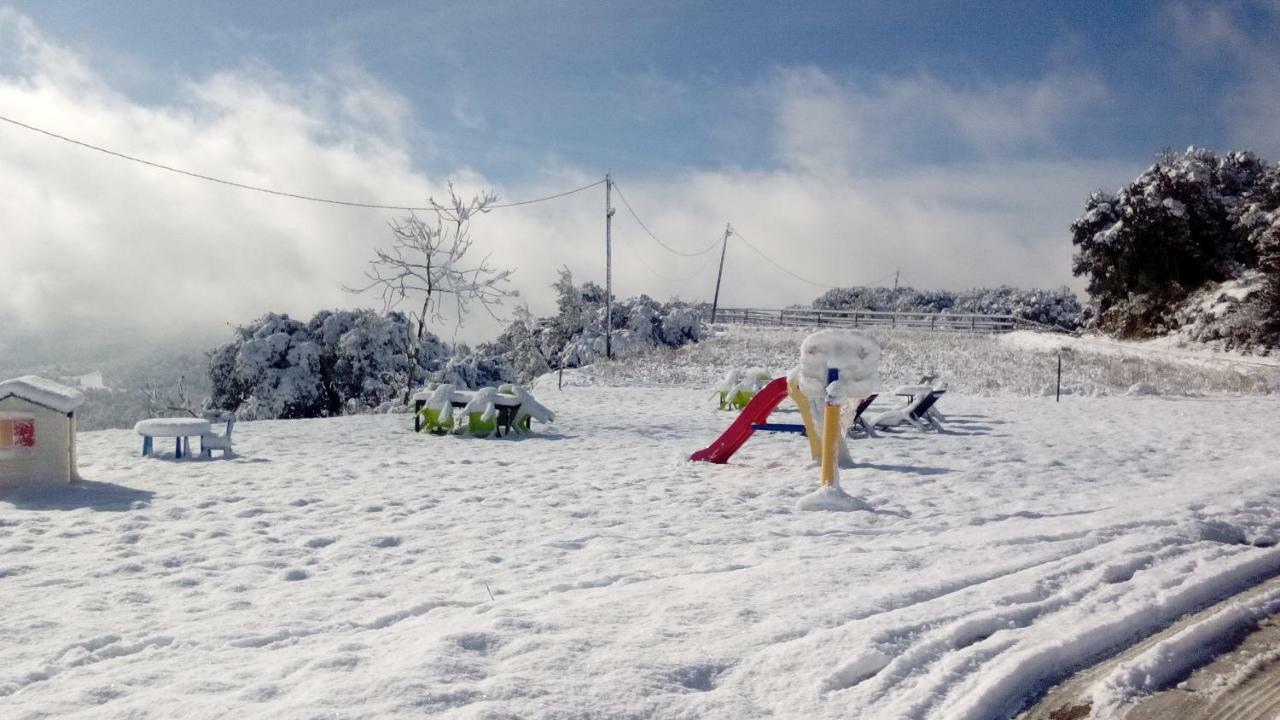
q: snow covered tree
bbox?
[810,285,1081,329]
[348,185,516,401]
[209,313,326,419]
[432,342,514,389]
[1237,164,1280,345]
[1071,148,1251,337]
[499,306,552,382]
[209,309,450,419]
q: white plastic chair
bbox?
[201,415,235,458]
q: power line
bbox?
[730,226,893,290]
[0,113,603,211]
[489,179,605,208]
[614,225,721,286]
[611,181,721,257]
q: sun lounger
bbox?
[847,393,879,438]
[870,389,946,432]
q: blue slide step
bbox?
[750,423,807,435]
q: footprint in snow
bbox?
[668,662,729,692]
[451,632,501,655]
[371,536,401,548]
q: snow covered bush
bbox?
[488,268,706,376]
[1071,147,1279,349]
[811,285,1082,330]
[209,310,446,419]
[209,273,706,417]
[431,342,514,389]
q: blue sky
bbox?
[9,0,1277,180]
[0,1,1277,359]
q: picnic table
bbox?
[135,418,211,459]
[410,389,522,436]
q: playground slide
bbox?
[690,376,791,464]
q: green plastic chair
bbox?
[417,404,454,434]
[458,387,500,438]
[729,370,773,410]
[465,410,497,437]
[418,383,456,435]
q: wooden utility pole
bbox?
[605,174,615,359]
[894,269,900,290]
[710,223,732,324]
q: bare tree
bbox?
[347,184,516,401]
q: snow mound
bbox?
[796,484,870,512]
[798,330,880,404]
[1125,382,1158,397]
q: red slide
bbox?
[690,376,791,464]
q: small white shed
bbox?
[0,375,85,487]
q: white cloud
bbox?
[0,10,1136,366]
[1163,0,1280,157]
[766,66,1109,175]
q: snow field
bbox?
[2,385,1280,718]
[583,326,1280,397]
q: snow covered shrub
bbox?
[311,310,415,411]
[659,302,705,346]
[432,342,515,389]
[209,310,448,419]
[512,268,706,375]
[225,313,326,420]
[811,285,1082,329]
[1236,164,1280,348]
[1071,147,1276,345]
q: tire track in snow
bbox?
[934,546,1280,720]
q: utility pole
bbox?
[710,223,732,324]
[605,173,614,359]
[893,269,899,291]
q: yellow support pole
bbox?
[820,402,840,487]
[787,374,822,461]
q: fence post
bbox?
[1056,353,1061,402]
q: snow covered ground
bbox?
[591,326,1280,397]
[4,366,1280,718]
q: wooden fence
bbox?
[705,307,1029,334]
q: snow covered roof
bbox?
[0,375,86,413]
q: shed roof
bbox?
[0,375,86,413]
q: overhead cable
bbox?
[614,226,721,286]
[730,227,869,289]
[0,113,603,211]
[611,182,722,257]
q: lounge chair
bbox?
[870,389,946,432]
[847,393,879,438]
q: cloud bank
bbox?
[0,8,1141,366]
